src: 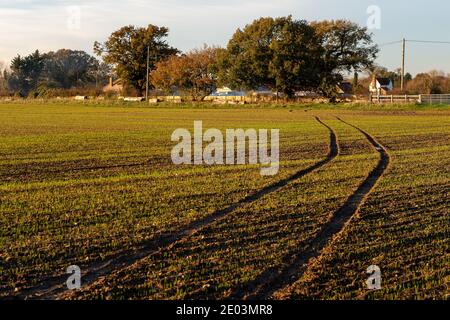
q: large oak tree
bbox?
[94,24,178,95]
[218,17,378,98]
[218,17,325,97]
[312,20,378,97]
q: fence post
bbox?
[418,94,422,104]
[391,95,393,103]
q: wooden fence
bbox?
[419,94,450,104]
[370,94,450,104]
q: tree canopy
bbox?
[217,17,378,98]
[7,49,107,96]
[43,49,107,89]
[312,20,378,97]
[2,18,380,99]
[269,17,324,97]
[151,46,222,101]
[8,50,45,96]
[94,24,178,95]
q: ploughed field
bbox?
[0,102,448,300]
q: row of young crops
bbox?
[285,116,449,300]
[0,104,448,299]
[0,105,330,296]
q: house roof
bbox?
[216,87,233,93]
[376,78,392,86]
[337,82,353,94]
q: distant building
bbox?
[216,87,233,95]
[336,82,353,96]
[295,91,320,98]
[251,86,275,97]
[103,77,123,94]
[369,78,394,95]
[210,87,246,97]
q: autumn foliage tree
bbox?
[3,19,379,100]
[151,46,222,100]
[406,70,450,94]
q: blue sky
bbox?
[1,0,450,75]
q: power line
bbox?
[378,40,403,47]
[406,39,450,45]
[377,38,450,91]
[379,39,450,46]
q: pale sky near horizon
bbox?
[1,0,450,76]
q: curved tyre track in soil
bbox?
[10,117,338,300]
[228,117,391,300]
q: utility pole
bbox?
[154,50,158,101]
[401,38,406,91]
[146,45,150,101]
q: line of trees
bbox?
[405,70,450,94]
[354,67,450,95]
[0,49,110,98]
[93,17,378,100]
[0,62,8,96]
[13,17,450,100]
[215,18,377,99]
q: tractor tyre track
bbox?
[9,117,338,300]
[228,117,390,300]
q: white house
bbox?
[216,87,233,95]
[210,87,246,97]
[369,78,394,95]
